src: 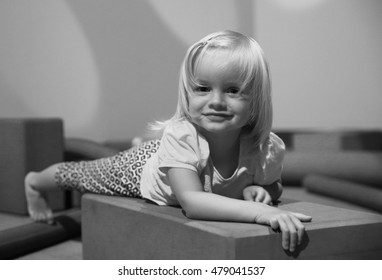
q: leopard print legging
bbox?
[54,139,161,197]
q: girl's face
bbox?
[188,50,252,138]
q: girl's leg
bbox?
[24,163,61,223]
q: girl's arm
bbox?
[168,167,311,252]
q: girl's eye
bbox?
[227,87,240,95]
[195,86,210,92]
[194,86,211,96]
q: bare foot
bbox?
[25,172,54,224]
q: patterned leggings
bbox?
[54,139,161,197]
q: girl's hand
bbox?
[243,186,272,205]
[255,208,312,252]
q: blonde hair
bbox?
[150,30,272,147]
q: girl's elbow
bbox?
[178,199,202,220]
[183,210,198,220]
[180,203,198,219]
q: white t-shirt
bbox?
[139,119,285,206]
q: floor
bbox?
[0,210,83,260]
[1,186,379,260]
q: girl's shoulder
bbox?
[159,118,210,172]
[162,118,209,151]
[241,132,285,162]
[253,133,285,183]
[262,132,286,159]
[267,132,286,153]
[162,118,199,140]
[164,118,194,131]
[259,132,286,167]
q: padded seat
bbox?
[82,194,382,259]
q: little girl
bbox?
[25,30,311,253]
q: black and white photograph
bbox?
[0,0,381,278]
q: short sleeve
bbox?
[157,120,209,175]
[255,132,286,185]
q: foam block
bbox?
[0,209,81,259]
[282,152,382,186]
[0,118,65,214]
[274,130,382,151]
[65,138,119,160]
[82,194,382,259]
[293,132,343,151]
[303,174,382,212]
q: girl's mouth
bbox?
[203,113,233,121]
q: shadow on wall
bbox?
[65,0,186,140]
[0,0,255,141]
[65,0,255,141]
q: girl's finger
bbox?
[269,217,279,231]
[290,215,306,245]
[254,191,265,202]
[243,187,257,201]
[290,212,312,222]
[276,217,290,251]
[282,215,298,252]
[242,190,253,201]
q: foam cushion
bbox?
[65,138,119,160]
[303,174,382,212]
[275,130,382,151]
[0,210,81,259]
[82,194,382,259]
[282,152,382,186]
[0,118,65,214]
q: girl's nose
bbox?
[208,91,226,109]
